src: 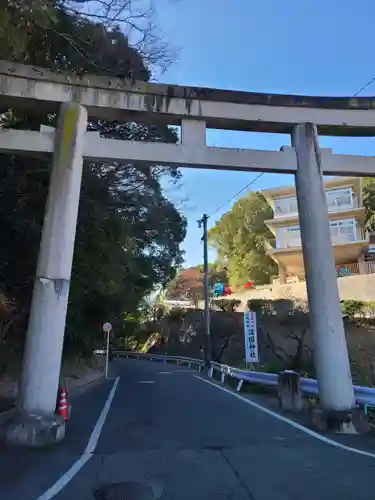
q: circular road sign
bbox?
[102,322,112,333]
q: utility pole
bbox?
[198,214,211,364]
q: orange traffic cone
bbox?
[56,386,69,421]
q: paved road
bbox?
[2,359,375,499]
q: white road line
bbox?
[85,376,120,454]
[195,375,375,460]
[37,376,120,500]
[138,380,156,384]
[36,454,92,500]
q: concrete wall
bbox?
[209,274,375,311]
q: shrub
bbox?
[247,299,266,312]
[215,299,241,313]
[167,308,186,322]
[340,300,366,322]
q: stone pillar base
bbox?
[5,411,65,447]
[312,407,370,435]
[278,370,302,412]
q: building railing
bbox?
[336,261,375,277]
[271,261,375,284]
[266,227,368,252]
[274,194,359,219]
[327,194,359,211]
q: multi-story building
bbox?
[262,177,375,284]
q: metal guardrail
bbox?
[104,350,375,407]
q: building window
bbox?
[326,188,354,211]
[274,187,356,219]
[274,196,298,218]
[276,219,358,249]
[276,225,301,248]
[329,219,356,243]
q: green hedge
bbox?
[340,300,375,323]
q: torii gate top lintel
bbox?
[1,60,375,136]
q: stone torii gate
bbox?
[1,60,375,445]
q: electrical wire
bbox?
[352,76,375,98]
[203,70,375,221]
[206,172,265,219]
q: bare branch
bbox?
[261,330,290,363]
[59,0,179,73]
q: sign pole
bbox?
[105,331,110,380]
[102,322,112,380]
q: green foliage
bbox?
[363,178,375,232]
[214,299,241,313]
[167,308,186,322]
[155,306,166,321]
[0,4,186,356]
[140,333,161,353]
[340,300,366,322]
[208,192,277,287]
[247,299,266,312]
[0,1,57,60]
[0,0,175,72]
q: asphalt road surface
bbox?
[1,359,375,499]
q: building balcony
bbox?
[264,230,370,278]
[265,208,366,235]
[267,227,368,251]
[273,195,359,219]
[266,227,368,251]
[271,261,375,286]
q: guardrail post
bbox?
[208,365,213,378]
[220,372,226,384]
[236,380,244,392]
[278,371,302,411]
[198,365,202,373]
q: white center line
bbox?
[138,380,156,384]
[37,376,120,500]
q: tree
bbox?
[164,263,229,302]
[1,0,177,72]
[165,267,203,302]
[363,177,375,232]
[249,299,312,372]
[214,299,241,313]
[208,192,277,287]
[0,4,186,356]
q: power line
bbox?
[205,74,371,221]
[207,172,265,219]
[203,72,371,224]
[352,76,375,98]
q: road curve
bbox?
[1,359,375,499]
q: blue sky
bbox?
[155,0,375,267]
